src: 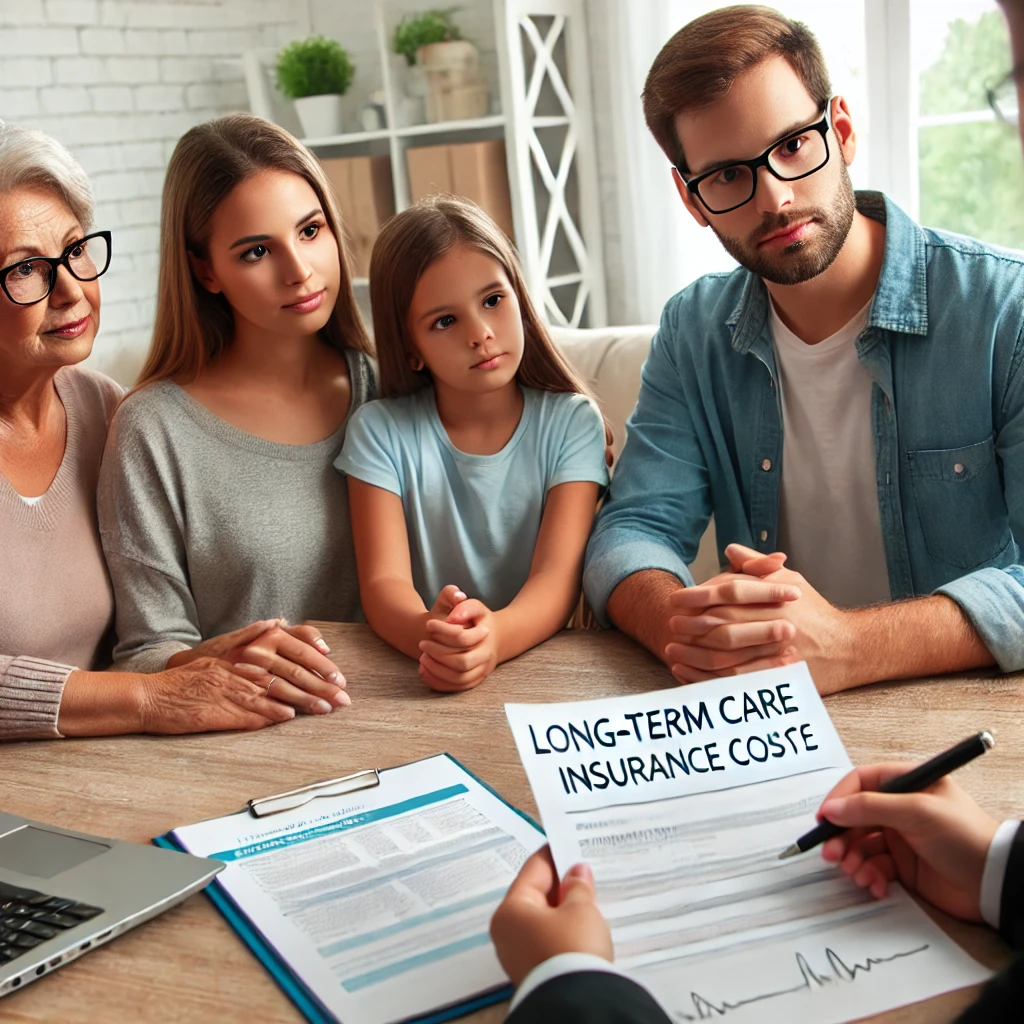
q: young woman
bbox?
[336,196,608,692]
[98,114,376,716]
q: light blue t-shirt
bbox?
[336,386,609,610]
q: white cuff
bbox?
[980,819,1019,930]
[509,952,624,1013]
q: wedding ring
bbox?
[265,676,278,696]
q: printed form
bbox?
[170,754,544,1024]
[505,663,992,1024]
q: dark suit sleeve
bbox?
[506,971,673,1024]
[953,953,1024,1024]
[955,824,1024,1023]
[999,821,1024,949]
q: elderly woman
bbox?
[0,122,311,740]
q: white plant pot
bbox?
[406,63,429,99]
[397,95,425,128]
[294,94,344,138]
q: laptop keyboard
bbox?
[0,880,103,965]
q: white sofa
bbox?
[550,324,719,585]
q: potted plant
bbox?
[392,9,485,123]
[392,8,464,66]
[276,35,355,139]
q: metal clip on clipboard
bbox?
[247,769,381,818]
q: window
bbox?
[778,1,869,188]
[912,0,1024,247]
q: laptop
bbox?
[0,812,223,997]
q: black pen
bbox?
[777,730,995,860]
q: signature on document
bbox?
[671,943,931,1020]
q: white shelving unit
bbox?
[498,0,605,327]
[301,114,507,149]
[244,0,605,327]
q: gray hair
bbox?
[0,121,93,229]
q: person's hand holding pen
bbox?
[817,764,1000,922]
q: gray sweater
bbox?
[1,367,123,740]
[97,348,376,671]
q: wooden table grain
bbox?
[1,625,1021,1024]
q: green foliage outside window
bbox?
[917,11,1024,249]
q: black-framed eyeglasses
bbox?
[680,102,834,215]
[987,67,1021,127]
[0,231,111,307]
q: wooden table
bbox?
[2,626,1022,1023]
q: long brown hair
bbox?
[369,194,592,400]
[643,5,831,172]
[135,113,372,388]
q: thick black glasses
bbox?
[0,232,111,306]
[987,67,1020,127]
[681,104,834,215]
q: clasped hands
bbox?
[169,619,350,715]
[419,585,499,692]
[666,542,853,693]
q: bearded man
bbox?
[584,4,1024,694]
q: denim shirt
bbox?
[584,193,1024,672]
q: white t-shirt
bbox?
[770,298,891,608]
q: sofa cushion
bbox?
[548,324,653,460]
[550,324,719,583]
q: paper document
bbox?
[506,662,992,1023]
[169,754,544,1024]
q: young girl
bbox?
[98,114,376,715]
[336,196,608,691]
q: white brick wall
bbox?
[0,0,308,385]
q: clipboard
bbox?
[154,754,542,1024]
